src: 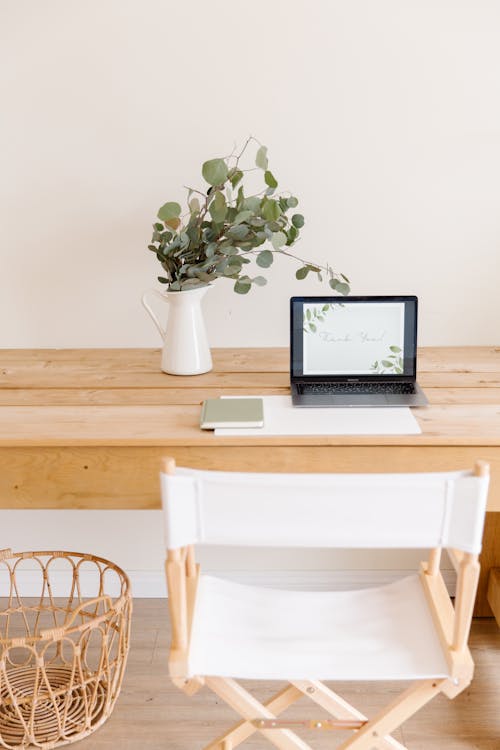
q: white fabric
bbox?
[161,468,489,553]
[214,395,421,436]
[187,574,450,680]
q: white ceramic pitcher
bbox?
[141,286,212,375]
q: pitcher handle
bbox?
[141,289,168,341]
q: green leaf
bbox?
[390,345,402,353]
[236,185,245,210]
[227,224,249,240]
[189,197,200,213]
[209,191,227,223]
[322,304,330,312]
[309,323,316,332]
[291,213,305,228]
[242,196,261,213]
[252,276,267,286]
[262,199,280,221]
[336,282,350,295]
[286,225,298,245]
[287,196,299,208]
[306,308,311,320]
[256,250,273,268]
[329,278,340,290]
[382,360,393,368]
[250,217,266,228]
[341,273,350,283]
[154,222,164,231]
[255,145,268,170]
[271,231,286,249]
[229,168,243,188]
[264,170,278,188]
[157,276,169,284]
[296,266,309,280]
[234,280,252,294]
[157,202,181,221]
[202,158,229,186]
[234,210,253,225]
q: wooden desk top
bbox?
[1,347,499,447]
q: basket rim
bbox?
[0,549,132,646]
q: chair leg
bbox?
[292,681,407,750]
[336,679,445,750]
[205,677,312,750]
[204,684,303,750]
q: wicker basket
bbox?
[0,550,132,749]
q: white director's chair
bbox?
[160,458,489,750]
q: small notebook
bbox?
[200,397,264,430]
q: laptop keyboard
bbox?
[299,382,416,395]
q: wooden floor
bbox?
[82,600,500,750]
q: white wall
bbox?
[1,1,499,590]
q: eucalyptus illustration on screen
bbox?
[370,346,404,374]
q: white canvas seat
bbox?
[160,459,489,750]
[189,574,450,681]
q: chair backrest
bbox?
[160,465,489,554]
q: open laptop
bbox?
[290,295,428,407]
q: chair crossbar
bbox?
[252,719,366,731]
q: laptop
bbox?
[290,295,428,407]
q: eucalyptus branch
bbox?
[149,139,350,295]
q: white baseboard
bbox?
[0,568,456,598]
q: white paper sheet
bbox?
[214,396,421,436]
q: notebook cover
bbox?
[200,397,264,430]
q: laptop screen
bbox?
[291,296,418,380]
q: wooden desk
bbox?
[0,347,499,618]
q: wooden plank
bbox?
[0,387,291,406]
[1,404,500,446]
[1,446,499,510]
[0,347,289,372]
[0,368,290,389]
[487,568,500,626]
[476,513,500,616]
[1,345,499,370]
[1,347,500,389]
[2,369,500,389]
[0,386,498,407]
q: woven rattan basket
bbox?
[0,549,132,749]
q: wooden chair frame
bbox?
[162,458,488,750]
